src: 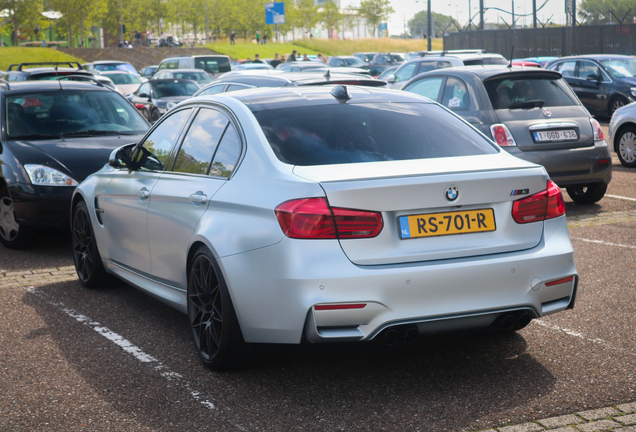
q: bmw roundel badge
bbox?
[445,186,459,201]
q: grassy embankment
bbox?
[294,38,444,55]
[206,38,444,59]
[0,47,85,71]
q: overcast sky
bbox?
[343,0,567,36]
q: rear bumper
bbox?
[8,183,74,229]
[219,215,577,344]
[505,140,612,187]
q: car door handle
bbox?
[189,192,208,206]
[137,188,150,200]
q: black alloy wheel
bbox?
[149,107,161,122]
[72,201,107,288]
[188,246,249,370]
[566,183,608,205]
[0,187,35,249]
[609,96,628,117]
[142,107,150,121]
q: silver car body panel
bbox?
[608,101,636,151]
[74,90,577,345]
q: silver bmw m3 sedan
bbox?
[71,85,578,370]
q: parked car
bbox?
[71,85,577,370]
[385,57,459,89]
[352,52,378,63]
[99,71,146,94]
[156,55,231,79]
[0,80,149,248]
[57,74,118,91]
[151,69,213,84]
[511,60,543,68]
[82,61,138,75]
[328,56,367,68]
[608,102,636,167]
[276,62,328,72]
[156,35,182,47]
[127,79,200,122]
[517,57,559,67]
[547,55,636,117]
[192,71,386,97]
[376,66,399,81]
[231,63,274,72]
[401,66,612,204]
[369,53,407,66]
[0,62,94,82]
[139,65,158,78]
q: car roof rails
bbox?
[55,75,105,88]
[0,79,10,91]
[8,61,83,71]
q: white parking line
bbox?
[533,319,636,358]
[571,237,636,249]
[27,287,216,410]
[606,194,636,202]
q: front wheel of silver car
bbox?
[617,127,636,168]
[566,183,607,205]
[72,200,107,288]
[188,246,251,371]
[609,96,627,117]
[0,188,35,249]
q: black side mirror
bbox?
[108,143,135,169]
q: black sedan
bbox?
[127,79,200,122]
[547,55,636,117]
[0,80,149,248]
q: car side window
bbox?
[225,84,251,92]
[577,61,608,81]
[198,84,226,96]
[173,108,229,175]
[403,77,445,102]
[137,82,151,97]
[167,60,179,70]
[135,108,193,171]
[441,77,470,111]
[210,123,241,178]
[555,61,576,78]
[394,62,418,83]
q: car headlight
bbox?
[630,87,636,97]
[25,164,78,186]
[166,101,178,111]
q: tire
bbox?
[0,187,35,249]
[72,200,107,288]
[566,183,608,204]
[149,107,160,123]
[141,107,150,121]
[609,95,628,117]
[187,245,250,371]
[616,126,636,168]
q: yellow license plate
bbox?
[398,209,496,239]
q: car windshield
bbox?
[103,73,142,85]
[600,58,636,78]
[152,81,200,97]
[94,63,137,74]
[344,57,366,67]
[254,103,498,166]
[194,56,232,73]
[172,71,213,82]
[484,76,578,110]
[5,90,148,140]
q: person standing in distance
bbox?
[286,49,297,62]
[270,53,281,68]
[230,30,235,45]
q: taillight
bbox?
[512,180,565,224]
[275,198,383,239]
[590,118,604,141]
[490,124,517,146]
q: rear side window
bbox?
[417,61,452,74]
[195,57,231,74]
[403,77,444,101]
[173,108,228,174]
[254,103,498,166]
[441,77,470,111]
[210,124,241,178]
[485,76,578,110]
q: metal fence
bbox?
[443,24,636,58]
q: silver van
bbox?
[156,55,231,79]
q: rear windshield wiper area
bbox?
[509,100,545,109]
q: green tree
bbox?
[579,0,636,24]
[408,11,454,38]
[296,0,318,37]
[358,0,394,38]
[0,0,43,45]
[319,0,342,39]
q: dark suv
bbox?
[0,62,94,82]
[0,79,149,248]
[401,66,612,204]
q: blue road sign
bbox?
[265,2,285,25]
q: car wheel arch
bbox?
[614,121,636,152]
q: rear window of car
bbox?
[484,76,578,110]
[153,81,200,97]
[103,73,142,85]
[195,56,231,74]
[253,103,498,166]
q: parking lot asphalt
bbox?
[1,150,635,432]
